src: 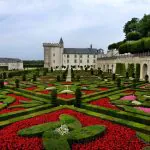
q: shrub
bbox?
[127,63,135,77]
[33,74,37,81]
[90,68,94,75]
[126,31,141,41]
[51,89,58,106]
[116,78,121,88]
[112,73,116,81]
[145,75,149,83]
[132,72,135,78]
[51,67,53,72]
[56,75,61,82]
[22,74,26,81]
[76,75,80,81]
[126,72,129,79]
[135,64,140,79]
[132,78,137,88]
[75,88,82,108]
[3,72,7,79]
[0,79,4,88]
[15,79,20,88]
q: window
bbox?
[93,55,96,58]
[67,60,69,63]
[87,55,89,58]
[53,60,55,63]
[67,54,69,58]
[80,60,82,63]
[74,59,77,63]
[93,65,95,68]
[93,60,96,63]
[53,53,55,57]
[80,55,82,58]
[87,59,89,63]
[74,54,77,58]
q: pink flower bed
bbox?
[99,87,109,91]
[0,109,148,150]
[81,90,96,95]
[0,94,31,114]
[135,107,150,113]
[90,98,119,110]
[4,82,8,85]
[120,95,136,101]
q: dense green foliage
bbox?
[51,89,58,107]
[127,63,135,77]
[75,88,82,107]
[135,64,140,79]
[23,60,44,68]
[115,63,126,76]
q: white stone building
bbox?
[97,50,150,81]
[43,38,104,69]
[0,58,24,70]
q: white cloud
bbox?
[0,0,150,59]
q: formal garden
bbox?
[0,67,150,150]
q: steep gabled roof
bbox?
[0,58,22,63]
[64,48,102,54]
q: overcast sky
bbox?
[0,0,150,60]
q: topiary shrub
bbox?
[76,75,80,81]
[90,68,94,75]
[126,72,129,79]
[0,79,4,88]
[135,64,140,80]
[51,67,53,73]
[3,72,7,79]
[75,88,82,108]
[116,78,121,88]
[112,73,116,81]
[33,74,37,81]
[22,74,26,81]
[51,89,58,107]
[15,79,20,88]
[145,74,149,83]
[132,78,137,88]
[56,75,61,82]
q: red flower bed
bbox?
[80,84,89,86]
[90,98,119,110]
[99,87,109,91]
[0,94,31,114]
[61,82,73,85]
[82,90,96,95]
[48,84,55,86]
[0,109,148,150]
[38,90,51,95]
[123,89,135,94]
[58,93,75,99]
[25,86,37,91]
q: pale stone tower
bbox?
[43,38,64,69]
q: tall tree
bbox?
[123,18,139,36]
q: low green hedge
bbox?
[0,104,52,122]
[81,104,150,125]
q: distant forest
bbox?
[23,60,44,68]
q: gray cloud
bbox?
[0,0,149,59]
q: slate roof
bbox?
[64,48,103,54]
[0,58,22,63]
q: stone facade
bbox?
[97,53,150,81]
[0,58,23,70]
[43,38,104,69]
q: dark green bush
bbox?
[75,88,82,108]
[51,89,58,107]
[15,79,20,88]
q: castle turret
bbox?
[59,37,64,46]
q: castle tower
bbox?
[43,38,64,69]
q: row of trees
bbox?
[108,14,150,54]
[119,38,150,54]
[115,63,141,79]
